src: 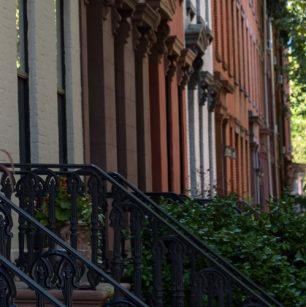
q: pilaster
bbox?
[132,2,160,190]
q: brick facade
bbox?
[212,0,292,203]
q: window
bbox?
[17,0,31,163]
[55,0,67,164]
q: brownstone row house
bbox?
[0,0,293,305]
[212,0,292,204]
[1,0,293,203]
[80,0,196,194]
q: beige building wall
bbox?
[0,0,19,162]
[27,0,83,163]
[64,0,84,163]
[27,0,59,162]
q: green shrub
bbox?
[160,194,306,306]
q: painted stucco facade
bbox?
[185,0,217,197]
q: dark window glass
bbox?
[17,0,30,163]
[56,0,67,164]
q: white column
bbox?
[64,0,83,163]
[0,0,19,162]
[28,0,58,162]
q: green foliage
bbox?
[160,195,306,306]
[35,177,94,226]
[268,0,306,91]
[290,80,306,163]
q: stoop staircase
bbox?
[0,163,283,306]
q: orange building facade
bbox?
[212,0,292,203]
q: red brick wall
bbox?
[213,0,265,198]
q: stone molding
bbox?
[178,48,196,87]
[112,0,138,40]
[84,0,115,20]
[150,20,171,57]
[185,23,213,56]
[214,71,235,94]
[165,35,184,79]
[115,0,137,11]
[185,0,196,21]
[133,3,160,30]
[147,0,176,20]
[166,35,184,58]
[132,3,160,56]
[198,71,222,110]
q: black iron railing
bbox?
[0,164,282,306]
[0,254,65,307]
[0,191,147,306]
[110,172,283,306]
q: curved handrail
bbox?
[1,163,282,306]
[0,192,148,307]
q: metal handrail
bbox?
[109,172,283,307]
[1,163,282,306]
[0,254,65,307]
[0,192,148,307]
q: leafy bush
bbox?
[160,194,306,306]
[35,176,94,226]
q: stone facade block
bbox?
[0,0,19,162]
[28,0,59,162]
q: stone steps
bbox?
[14,282,130,306]
[15,288,110,307]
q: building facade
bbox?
[212,0,292,204]
[185,0,217,198]
[80,0,196,193]
[1,0,84,165]
[0,0,292,204]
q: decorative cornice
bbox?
[166,36,184,58]
[186,0,196,21]
[214,71,235,94]
[84,0,115,20]
[185,23,213,56]
[112,0,138,41]
[260,128,272,136]
[132,3,160,56]
[132,3,160,30]
[147,0,176,20]
[165,36,184,79]
[150,20,171,57]
[179,48,196,68]
[115,0,137,12]
[248,111,264,126]
[133,28,157,57]
[178,48,196,87]
[198,71,222,110]
[112,8,131,42]
[200,71,215,87]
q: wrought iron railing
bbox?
[110,172,283,306]
[0,164,282,306]
[0,190,147,306]
[0,254,65,306]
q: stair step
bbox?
[14,282,131,306]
